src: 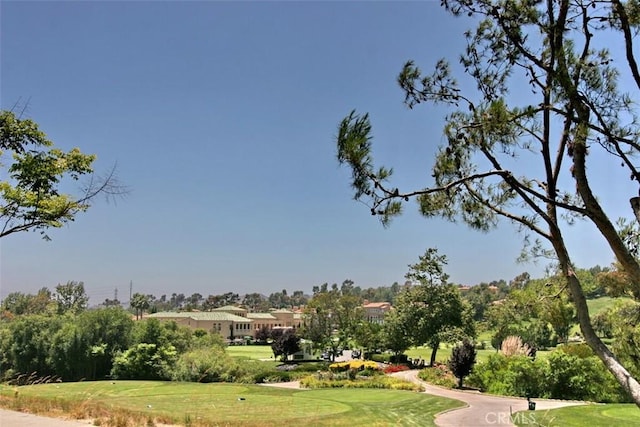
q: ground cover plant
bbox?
[417,364,457,389]
[513,404,640,427]
[0,380,462,426]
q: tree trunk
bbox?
[458,376,463,389]
[631,197,640,225]
[429,340,439,367]
[551,226,640,406]
[571,139,640,298]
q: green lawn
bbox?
[514,404,640,427]
[405,345,549,364]
[0,381,463,426]
[226,344,279,360]
[587,296,632,315]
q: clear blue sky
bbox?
[0,1,631,304]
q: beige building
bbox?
[362,301,392,324]
[146,305,302,341]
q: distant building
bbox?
[362,301,392,324]
[146,305,302,341]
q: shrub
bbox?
[368,353,391,363]
[466,351,631,403]
[500,336,532,357]
[545,351,630,402]
[383,364,410,374]
[389,354,409,364]
[300,374,422,391]
[329,360,379,372]
[448,339,477,388]
[466,354,548,398]
[170,347,246,383]
[417,364,457,388]
[111,343,177,380]
[558,343,594,358]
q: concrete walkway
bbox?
[0,409,92,427]
[390,370,585,427]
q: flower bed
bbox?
[383,364,410,374]
[329,360,380,372]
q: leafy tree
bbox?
[255,325,271,343]
[133,318,192,354]
[509,272,531,291]
[111,343,177,380]
[270,329,301,362]
[130,292,150,320]
[268,289,291,309]
[2,314,63,378]
[185,293,203,310]
[353,320,384,355]
[242,292,268,312]
[300,291,337,356]
[609,300,640,380]
[290,290,309,308]
[55,281,88,315]
[80,307,134,378]
[1,292,33,316]
[0,110,124,240]
[449,339,477,388]
[462,283,503,321]
[486,283,555,350]
[336,0,640,402]
[598,262,634,297]
[393,249,474,365]
[381,310,412,358]
[170,293,186,309]
[592,309,614,339]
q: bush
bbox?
[300,374,422,391]
[170,347,246,383]
[558,343,594,358]
[466,354,548,398]
[111,343,177,380]
[389,354,409,364]
[368,353,391,363]
[448,339,477,388]
[417,364,457,388]
[329,360,379,372]
[545,351,630,402]
[383,364,410,374]
[466,351,632,403]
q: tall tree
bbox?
[336,0,640,404]
[0,110,124,240]
[130,293,150,320]
[392,249,475,365]
[270,329,301,362]
[55,281,89,315]
[448,339,477,389]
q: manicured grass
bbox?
[587,296,630,316]
[226,344,279,360]
[0,380,463,426]
[405,346,551,368]
[513,404,640,427]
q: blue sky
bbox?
[1,1,632,303]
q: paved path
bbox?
[390,370,585,427]
[0,409,92,427]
